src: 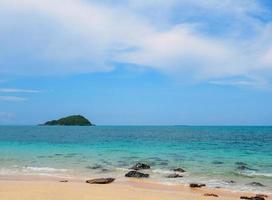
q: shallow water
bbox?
[0,126,271,192]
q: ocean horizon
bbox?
[0,125,271,193]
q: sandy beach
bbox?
[0,178,271,200]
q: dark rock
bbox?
[236,165,254,171]
[173,168,186,173]
[212,161,224,165]
[247,182,265,187]
[240,196,251,200]
[189,183,206,188]
[204,193,219,197]
[130,163,150,170]
[125,171,149,178]
[240,195,265,200]
[166,173,183,178]
[225,180,236,184]
[86,178,115,184]
[59,180,68,183]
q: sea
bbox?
[0,126,271,193]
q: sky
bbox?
[0,0,272,125]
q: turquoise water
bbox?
[0,126,271,192]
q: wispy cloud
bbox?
[209,77,269,89]
[0,96,27,102]
[0,0,272,88]
[0,88,40,93]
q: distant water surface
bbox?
[0,126,271,193]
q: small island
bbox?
[43,115,93,126]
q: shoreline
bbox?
[0,178,271,200]
[1,173,271,194]
[1,174,272,192]
[0,176,271,200]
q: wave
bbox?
[238,171,272,178]
[23,167,68,173]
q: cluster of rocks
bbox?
[124,162,151,178]
[82,160,268,200]
[124,162,187,179]
[83,162,187,184]
[235,162,265,188]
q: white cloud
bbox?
[0,0,272,87]
[0,88,40,93]
[0,96,27,102]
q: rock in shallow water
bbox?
[173,168,186,173]
[225,180,235,184]
[166,173,183,178]
[86,178,115,184]
[130,163,151,170]
[236,162,248,166]
[86,164,102,170]
[125,171,149,178]
[212,161,224,165]
[236,165,255,171]
[247,182,265,187]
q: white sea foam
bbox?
[23,167,68,173]
[115,167,129,172]
[238,170,272,178]
[152,169,174,174]
[0,168,19,175]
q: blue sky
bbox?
[0,0,272,125]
